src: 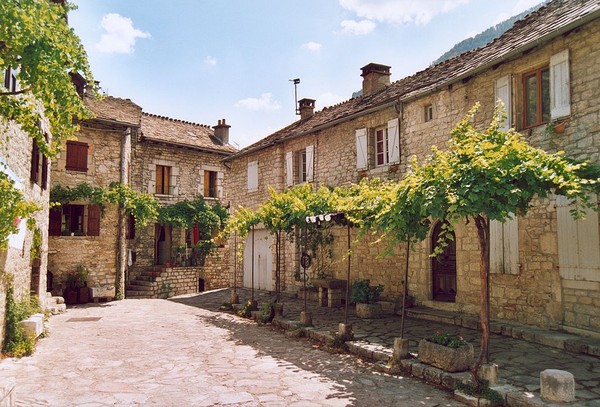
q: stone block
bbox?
[418,339,474,373]
[479,363,498,385]
[299,311,312,326]
[540,369,575,403]
[19,313,44,339]
[0,377,15,407]
[91,285,115,299]
[392,338,410,362]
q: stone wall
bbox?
[0,120,50,348]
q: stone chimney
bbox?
[298,98,315,120]
[361,63,391,96]
[213,119,230,145]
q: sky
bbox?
[70,0,543,149]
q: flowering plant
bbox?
[64,264,89,288]
[427,330,467,348]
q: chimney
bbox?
[213,119,230,145]
[361,63,391,96]
[298,98,315,120]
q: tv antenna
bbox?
[290,78,300,115]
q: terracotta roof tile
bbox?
[140,113,236,154]
[227,0,600,160]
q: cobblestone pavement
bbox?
[172,288,600,406]
[0,294,464,406]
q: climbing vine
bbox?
[0,170,39,250]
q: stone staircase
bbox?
[126,267,164,299]
[45,292,66,314]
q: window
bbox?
[30,135,48,189]
[155,165,171,195]
[126,214,136,239]
[48,204,100,237]
[286,145,314,186]
[3,68,18,92]
[425,104,434,122]
[523,67,550,128]
[356,118,399,170]
[495,75,512,131]
[65,141,89,172]
[204,170,217,198]
[247,161,258,192]
[375,127,388,166]
[490,216,519,275]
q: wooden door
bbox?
[431,222,457,302]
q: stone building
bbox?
[48,95,142,300]
[0,67,52,345]
[224,0,600,336]
[48,93,236,300]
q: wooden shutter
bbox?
[216,171,224,198]
[87,205,101,236]
[199,169,205,196]
[305,145,314,182]
[489,216,519,275]
[49,209,62,236]
[66,141,88,172]
[356,128,368,170]
[387,119,399,164]
[247,161,258,191]
[30,139,40,183]
[204,170,210,197]
[550,49,571,119]
[285,151,294,186]
[556,195,600,281]
[495,75,512,131]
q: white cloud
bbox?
[340,19,376,35]
[302,41,322,51]
[339,0,468,25]
[235,93,281,111]
[204,56,217,66]
[95,13,151,54]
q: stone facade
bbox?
[224,1,600,336]
[0,118,51,348]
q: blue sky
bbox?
[70,0,542,148]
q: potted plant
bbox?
[351,279,384,319]
[418,330,474,372]
[63,264,89,305]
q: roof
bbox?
[84,94,142,127]
[140,113,237,155]
[226,0,600,161]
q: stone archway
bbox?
[431,221,457,302]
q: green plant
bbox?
[237,299,257,318]
[351,280,384,304]
[327,334,349,351]
[456,381,505,406]
[259,301,275,323]
[63,264,89,289]
[427,330,467,349]
[2,275,42,357]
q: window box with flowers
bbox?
[418,331,474,372]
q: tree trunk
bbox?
[471,214,490,390]
[275,229,281,303]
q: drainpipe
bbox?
[115,127,131,299]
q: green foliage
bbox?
[63,263,89,289]
[351,279,384,304]
[2,275,41,357]
[427,330,467,349]
[237,299,257,318]
[258,301,274,324]
[0,170,39,250]
[456,381,505,406]
[0,0,97,158]
[50,182,159,227]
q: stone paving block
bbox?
[533,332,569,350]
[505,390,545,407]
[461,317,480,330]
[0,377,15,407]
[423,366,443,385]
[411,362,427,379]
[564,339,589,354]
[540,369,575,403]
[588,343,600,357]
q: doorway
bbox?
[155,224,172,265]
[431,221,457,302]
[242,228,273,291]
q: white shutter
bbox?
[387,118,399,164]
[285,151,294,186]
[556,195,600,281]
[305,145,314,182]
[495,75,512,131]
[356,128,368,170]
[489,215,519,275]
[216,171,224,198]
[199,169,205,196]
[247,161,258,192]
[550,49,571,119]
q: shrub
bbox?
[351,280,384,304]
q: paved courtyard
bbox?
[0,295,463,406]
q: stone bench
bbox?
[19,313,44,339]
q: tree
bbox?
[1,0,96,157]
[410,103,600,388]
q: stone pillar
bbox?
[540,369,575,403]
[318,287,326,307]
[300,311,312,326]
[339,323,353,341]
[391,338,410,363]
[479,363,499,385]
[328,288,342,307]
[274,303,284,318]
[229,291,239,304]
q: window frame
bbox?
[522,66,550,129]
[155,164,172,195]
[297,150,307,183]
[424,104,434,122]
[204,170,218,198]
[375,127,389,167]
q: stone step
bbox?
[126,293,156,299]
[126,289,157,297]
[129,279,155,287]
[48,303,67,314]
